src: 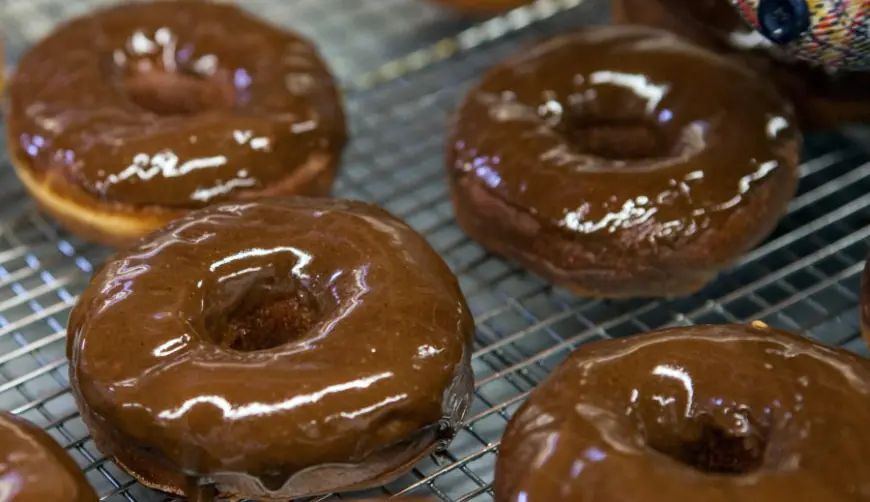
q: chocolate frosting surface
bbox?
[0,412,98,501]
[6,0,346,208]
[495,324,870,501]
[67,197,473,496]
[448,26,798,262]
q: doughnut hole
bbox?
[221,290,321,352]
[557,115,671,160]
[124,69,235,116]
[204,276,323,352]
[647,414,768,475]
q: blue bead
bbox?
[757,0,811,44]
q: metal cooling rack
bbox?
[1,0,870,501]
[0,0,488,82]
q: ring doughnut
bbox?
[447,26,800,297]
[0,412,98,501]
[495,323,870,501]
[67,197,474,500]
[5,0,346,246]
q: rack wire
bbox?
[1,0,869,500]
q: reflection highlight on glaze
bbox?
[152,334,190,357]
[766,116,789,138]
[158,372,393,420]
[652,364,695,417]
[318,266,371,343]
[191,175,257,203]
[0,474,22,501]
[713,160,779,211]
[216,266,263,284]
[339,393,408,420]
[588,70,669,114]
[533,432,561,469]
[416,345,444,358]
[209,246,313,279]
[96,262,150,315]
[232,130,271,151]
[560,197,658,234]
[105,152,228,185]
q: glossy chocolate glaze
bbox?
[0,412,98,501]
[6,0,346,209]
[495,324,870,501]
[67,198,474,499]
[447,26,799,296]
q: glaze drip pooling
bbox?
[495,324,870,501]
[66,197,474,500]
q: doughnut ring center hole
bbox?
[648,415,767,475]
[558,116,671,160]
[123,67,235,116]
[205,278,322,353]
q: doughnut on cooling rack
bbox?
[1,0,869,500]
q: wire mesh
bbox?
[1,0,869,501]
[0,0,485,81]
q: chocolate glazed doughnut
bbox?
[0,412,98,501]
[5,0,346,247]
[612,0,870,128]
[447,26,800,298]
[66,198,474,500]
[495,324,870,501]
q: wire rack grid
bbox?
[0,0,492,83]
[1,0,870,501]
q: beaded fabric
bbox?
[731,0,870,71]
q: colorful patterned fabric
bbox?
[730,0,870,71]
